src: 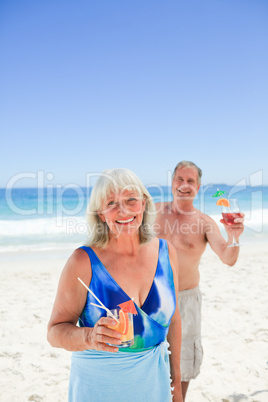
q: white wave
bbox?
[1,208,268,237]
[0,216,88,236]
[0,209,267,242]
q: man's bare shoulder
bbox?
[197,210,219,234]
[154,202,173,236]
[198,211,217,224]
[155,202,172,217]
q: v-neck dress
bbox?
[68,239,176,402]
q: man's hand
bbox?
[220,212,245,241]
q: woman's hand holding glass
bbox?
[89,317,122,353]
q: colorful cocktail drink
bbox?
[77,278,136,347]
[222,212,243,225]
[107,308,134,347]
[217,198,241,247]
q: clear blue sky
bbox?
[1,0,268,187]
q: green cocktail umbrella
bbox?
[212,190,226,198]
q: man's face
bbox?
[172,166,201,200]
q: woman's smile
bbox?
[115,217,136,224]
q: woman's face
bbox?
[98,189,146,238]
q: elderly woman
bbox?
[47,168,182,401]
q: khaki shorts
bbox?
[178,286,203,382]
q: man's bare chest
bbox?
[161,215,207,250]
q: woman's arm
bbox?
[47,248,121,353]
[166,241,183,402]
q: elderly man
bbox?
[155,161,244,401]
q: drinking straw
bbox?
[90,302,108,310]
[77,277,119,322]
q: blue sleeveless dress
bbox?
[69,239,176,402]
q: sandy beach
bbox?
[0,242,267,402]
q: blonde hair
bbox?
[85,168,156,248]
[172,160,202,184]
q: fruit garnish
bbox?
[118,299,138,315]
[119,309,129,335]
[216,198,230,207]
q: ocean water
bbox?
[0,184,267,254]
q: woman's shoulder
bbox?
[62,247,92,276]
[146,236,174,251]
[72,247,91,263]
[146,237,177,262]
[156,237,174,251]
[145,236,160,251]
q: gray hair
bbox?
[85,168,156,248]
[172,161,202,184]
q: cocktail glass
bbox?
[107,308,134,347]
[221,199,242,247]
